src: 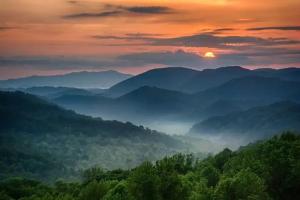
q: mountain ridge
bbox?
[0,70,132,89]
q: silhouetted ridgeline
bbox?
[0,70,132,89]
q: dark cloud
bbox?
[63,10,122,19]
[149,34,300,48]
[118,49,300,67]
[0,51,201,70]
[2,47,300,71]
[125,6,172,14]
[92,33,300,49]
[125,33,165,37]
[63,5,174,19]
[92,33,159,41]
[205,28,236,35]
[118,50,204,67]
[247,26,300,31]
[0,26,17,31]
[67,0,78,4]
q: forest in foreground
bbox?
[1,133,299,200]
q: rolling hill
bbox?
[105,67,199,97]
[53,76,300,134]
[189,101,300,143]
[104,66,300,97]
[0,70,132,89]
[0,91,192,181]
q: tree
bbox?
[82,167,106,183]
[103,181,133,200]
[199,165,220,187]
[79,180,110,200]
[127,162,160,200]
[213,148,232,171]
[214,169,270,200]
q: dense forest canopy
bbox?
[0,133,299,200]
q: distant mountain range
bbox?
[53,75,300,134]
[189,101,300,143]
[0,70,132,89]
[105,66,300,97]
[4,66,299,137]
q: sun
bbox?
[204,52,216,58]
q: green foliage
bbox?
[214,169,269,200]
[103,181,133,200]
[127,162,160,200]
[199,165,220,187]
[0,91,187,181]
[79,180,112,200]
[0,133,299,200]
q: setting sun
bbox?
[204,52,216,58]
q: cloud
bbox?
[125,6,172,14]
[92,33,160,41]
[118,50,204,67]
[118,49,300,67]
[63,11,122,19]
[92,32,300,49]
[213,28,235,32]
[1,47,300,72]
[67,0,78,4]
[204,28,236,35]
[63,5,174,19]
[235,18,259,23]
[151,34,300,48]
[247,26,300,31]
[0,56,122,70]
[0,26,17,31]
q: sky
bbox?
[0,0,300,79]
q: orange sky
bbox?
[0,0,300,78]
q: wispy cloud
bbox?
[247,26,300,31]
[67,0,78,4]
[63,11,122,19]
[151,34,300,48]
[63,5,174,19]
[125,6,173,14]
[118,50,204,67]
[0,26,18,31]
[2,47,300,71]
[93,33,300,49]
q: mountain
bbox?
[193,76,300,109]
[189,101,300,144]
[54,86,193,123]
[0,70,132,89]
[179,66,251,92]
[104,66,300,97]
[182,66,300,93]
[22,86,94,99]
[53,76,300,135]
[116,86,191,115]
[0,91,192,181]
[105,67,199,97]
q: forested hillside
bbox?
[1,91,211,182]
[1,133,299,200]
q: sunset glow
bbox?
[0,0,300,79]
[204,52,216,58]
